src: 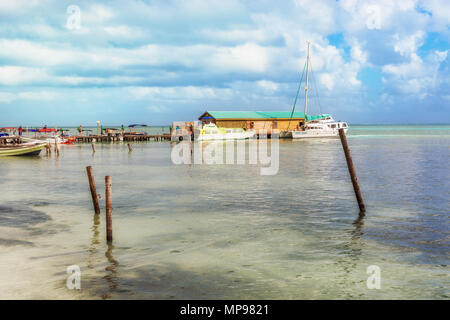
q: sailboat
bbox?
[290,42,348,139]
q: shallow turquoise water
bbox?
[0,125,448,299]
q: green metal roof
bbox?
[200,111,330,121]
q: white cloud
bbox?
[129,86,233,101]
[212,43,269,73]
[103,25,144,38]
[257,80,278,92]
[82,4,115,24]
[0,92,16,103]
[0,66,48,85]
[17,91,57,101]
[320,73,334,90]
[0,0,42,13]
[147,105,168,113]
[0,90,58,102]
[382,51,448,95]
[393,31,425,57]
[200,28,271,44]
[350,43,367,64]
[420,0,450,32]
[339,0,418,31]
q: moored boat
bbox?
[197,123,256,141]
[0,137,47,156]
[291,115,348,138]
[287,42,349,139]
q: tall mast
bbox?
[304,41,310,125]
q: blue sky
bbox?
[0,0,449,126]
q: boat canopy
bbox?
[128,124,148,127]
[306,114,330,121]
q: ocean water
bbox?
[0,125,448,299]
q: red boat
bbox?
[61,136,76,144]
[38,128,56,133]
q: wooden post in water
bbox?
[86,166,100,215]
[91,143,95,153]
[54,137,60,156]
[339,128,365,213]
[127,143,133,152]
[105,176,113,243]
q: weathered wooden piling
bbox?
[45,142,51,155]
[338,128,365,213]
[127,143,133,152]
[54,137,60,156]
[86,166,100,215]
[91,143,95,153]
[105,175,113,243]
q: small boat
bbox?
[0,137,46,156]
[288,42,349,139]
[38,135,68,144]
[38,128,56,133]
[197,123,256,141]
[126,124,148,136]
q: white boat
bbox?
[36,135,68,144]
[197,123,256,141]
[0,137,46,156]
[290,42,349,139]
[292,115,348,138]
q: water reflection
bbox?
[87,214,100,269]
[88,213,120,299]
[352,212,365,241]
[103,243,119,299]
[333,212,366,298]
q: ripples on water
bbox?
[0,125,448,299]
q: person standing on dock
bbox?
[18,126,23,136]
[77,125,82,136]
[121,124,125,134]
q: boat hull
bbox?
[292,128,348,139]
[0,143,46,156]
[197,132,256,141]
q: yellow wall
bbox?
[216,119,305,132]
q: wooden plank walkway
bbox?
[75,134,171,143]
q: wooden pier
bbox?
[75,134,171,143]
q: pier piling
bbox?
[339,128,365,213]
[86,166,100,215]
[105,175,113,243]
[54,137,60,156]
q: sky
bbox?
[0,0,449,126]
